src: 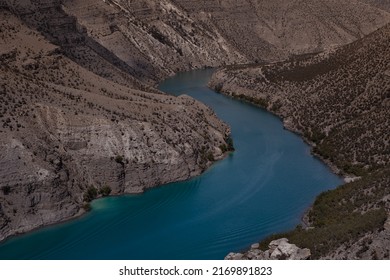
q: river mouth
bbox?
[0,69,342,260]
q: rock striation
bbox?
[0,7,231,241]
[62,0,390,81]
[225,238,311,260]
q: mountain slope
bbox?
[1,0,390,254]
[359,0,390,12]
[210,23,390,259]
[173,0,390,60]
[0,8,231,241]
[210,24,390,174]
[62,0,390,79]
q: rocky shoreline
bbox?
[225,238,311,260]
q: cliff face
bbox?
[62,0,247,83]
[209,23,390,259]
[173,0,390,60]
[0,8,230,241]
[4,0,389,85]
[359,0,390,12]
[62,0,390,81]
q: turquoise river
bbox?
[0,69,342,259]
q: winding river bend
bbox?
[0,69,342,260]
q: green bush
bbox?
[219,137,235,153]
[226,137,235,151]
[214,83,223,93]
[83,186,98,202]
[207,152,214,161]
[83,203,91,212]
[99,185,112,196]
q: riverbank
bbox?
[0,69,342,259]
[209,74,367,183]
[0,9,234,242]
[208,26,390,257]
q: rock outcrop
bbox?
[225,238,311,260]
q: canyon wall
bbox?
[210,23,390,259]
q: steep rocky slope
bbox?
[210,24,390,174]
[62,0,247,83]
[210,24,390,259]
[173,0,390,60]
[0,8,231,241]
[359,0,390,12]
[3,0,389,84]
[62,0,390,78]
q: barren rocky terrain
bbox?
[0,0,390,258]
[360,0,390,12]
[62,0,390,73]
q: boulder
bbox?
[226,238,311,260]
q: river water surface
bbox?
[0,69,342,259]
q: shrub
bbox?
[214,83,223,93]
[1,186,11,195]
[83,186,98,202]
[115,155,124,164]
[83,203,91,212]
[226,136,235,151]
[99,185,112,196]
[207,152,214,161]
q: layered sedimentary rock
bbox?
[62,0,247,83]
[62,0,390,79]
[174,0,390,60]
[0,8,230,241]
[359,0,390,12]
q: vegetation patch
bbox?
[99,185,112,197]
[231,93,269,108]
[115,155,124,165]
[259,169,390,258]
[1,186,11,195]
[82,203,91,212]
[220,136,235,153]
[83,186,98,202]
[260,208,386,258]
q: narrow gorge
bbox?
[1,0,390,259]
